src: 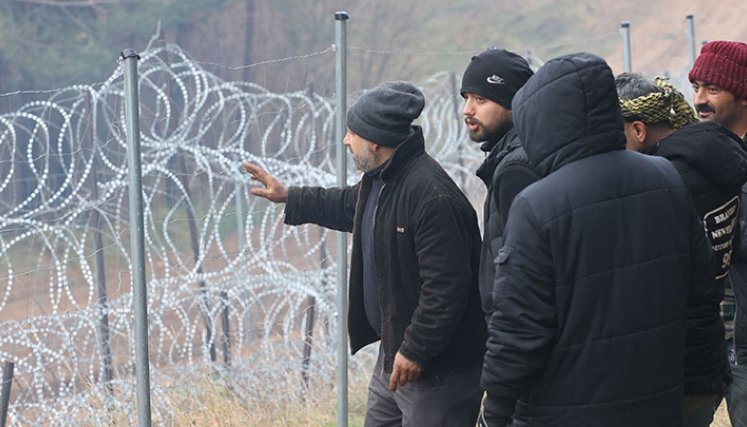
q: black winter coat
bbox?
[476,126,540,316]
[729,132,747,366]
[284,127,486,375]
[656,121,747,394]
[480,53,714,427]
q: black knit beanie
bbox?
[460,48,534,110]
[346,81,425,148]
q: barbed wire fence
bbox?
[0,12,707,422]
[0,42,486,425]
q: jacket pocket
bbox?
[496,247,512,264]
[489,236,503,261]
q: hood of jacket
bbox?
[512,52,626,177]
[475,125,520,186]
[655,121,747,188]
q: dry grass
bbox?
[86,369,735,426]
[90,372,371,427]
[157,383,736,426]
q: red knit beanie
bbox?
[689,40,747,99]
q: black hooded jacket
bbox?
[480,53,714,426]
[284,127,486,375]
[727,132,747,366]
[476,126,540,315]
[655,121,747,394]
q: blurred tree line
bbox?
[0,0,231,110]
[1,0,710,214]
[0,0,718,108]
[0,0,440,111]
[0,0,446,212]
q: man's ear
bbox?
[372,142,395,153]
[632,120,647,143]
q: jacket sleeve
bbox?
[684,203,723,392]
[283,183,358,232]
[732,184,747,259]
[730,187,747,363]
[480,195,556,419]
[397,194,480,367]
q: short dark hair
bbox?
[615,72,664,100]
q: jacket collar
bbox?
[476,126,518,186]
[376,126,425,181]
[657,121,747,187]
[479,122,514,153]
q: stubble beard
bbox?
[697,103,741,133]
[352,146,378,173]
[467,121,502,143]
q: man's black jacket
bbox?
[656,121,747,394]
[476,126,540,316]
[285,127,486,375]
[728,132,747,366]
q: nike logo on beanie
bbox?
[486,75,505,85]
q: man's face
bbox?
[343,130,378,172]
[692,80,747,135]
[462,93,512,142]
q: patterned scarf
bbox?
[619,77,697,129]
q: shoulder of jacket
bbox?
[494,147,537,178]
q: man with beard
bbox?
[616,71,747,426]
[460,48,539,317]
[244,81,486,426]
[690,40,747,426]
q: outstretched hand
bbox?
[242,162,289,203]
[388,351,422,392]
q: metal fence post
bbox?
[449,71,463,140]
[449,70,466,189]
[301,293,317,395]
[1,361,13,427]
[121,48,152,427]
[620,21,632,72]
[84,92,115,399]
[334,10,349,427]
[220,287,231,367]
[224,167,243,367]
[686,14,697,69]
[174,153,217,364]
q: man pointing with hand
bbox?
[244,81,486,426]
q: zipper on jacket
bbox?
[731,304,739,366]
[373,183,387,343]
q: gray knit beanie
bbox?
[346,81,425,148]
